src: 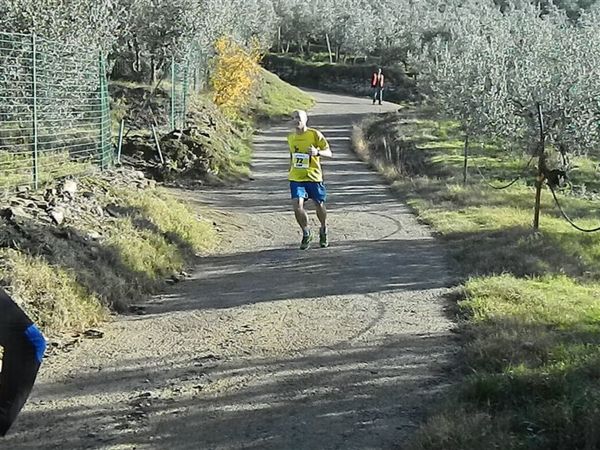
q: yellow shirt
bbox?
[287,128,329,182]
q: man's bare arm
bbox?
[309,146,332,158]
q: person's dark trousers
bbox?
[372,87,383,104]
[376,87,383,104]
[0,288,46,436]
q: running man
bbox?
[288,110,332,250]
[0,287,46,436]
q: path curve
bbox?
[5,91,456,450]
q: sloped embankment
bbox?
[0,169,217,335]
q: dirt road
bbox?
[4,91,456,450]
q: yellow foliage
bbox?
[211,36,262,116]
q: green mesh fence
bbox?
[0,32,112,192]
[171,57,190,131]
[169,46,211,131]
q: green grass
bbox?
[248,68,314,122]
[1,248,107,334]
[353,107,600,450]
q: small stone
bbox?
[83,329,104,339]
[45,188,57,199]
[105,204,122,218]
[33,200,49,210]
[132,170,145,180]
[92,206,104,217]
[49,207,66,225]
[9,198,26,207]
[16,185,30,194]
[62,180,78,195]
[87,231,102,241]
[2,206,30,220]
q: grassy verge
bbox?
[0,172,217,335]
[247,68,315,122]
[353,107,600,450]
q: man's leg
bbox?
[372,87,377,104]
[293,197,309,232]
[315,202,329,248]
[315,201,327,231]
[311,178,329,248]
[293,198,312,249]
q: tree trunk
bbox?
[299,41,304,54]
[155,57,165,81]
[133,39,142,74]
[307,41,312,55]
[285,41,290,53]
[278,26,282,53]
[335,45,341,63]
[533,103,546,231]
[150,56,156,84]
[463,133,469,185]
[325,33,333,63]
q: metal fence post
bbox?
[102,54,112,167]
[98,53,112,169]
[170,56,175,130]
[151,124,164,165]
[32,32,39,189]
[99,51,107,169]
[117,119,125,164]
[181,61,189,130]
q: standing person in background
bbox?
[0,287,46,437]
[371,67,385,105]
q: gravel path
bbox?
[4,90,457,450]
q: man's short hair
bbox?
[294,110,308,124]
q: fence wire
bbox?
[0,32,111,193]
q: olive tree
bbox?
[0,0,122,50]
[414,0,600,229]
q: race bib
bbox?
[293,152,310,169]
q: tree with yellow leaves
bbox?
[211,36,262,117]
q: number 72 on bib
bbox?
[293,152,310,169]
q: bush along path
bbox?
[5,91,457,450]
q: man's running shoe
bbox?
[300,232,312,250]
[319,231,329,248]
